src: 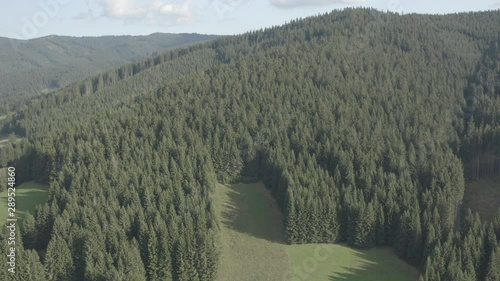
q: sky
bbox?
[1,0,499,40]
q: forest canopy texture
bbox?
[1,8,500,281]
[0,33,217,115]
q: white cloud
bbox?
[101,0,145,18]
[94,0,200,24]
[74,9,97,20]
[270,0,365,9]
[152,0,198,24]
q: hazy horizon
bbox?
[2,0,499,40]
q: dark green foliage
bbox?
[21,212,37,249]
[461,40,500,179]
[485,245,500,281]
[0,34,218,115]
[0,8,499,281]
[18,250,46,281]
[45,237,74,281]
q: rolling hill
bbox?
[0,8,499,281]
[0,33,218,114]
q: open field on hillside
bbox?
[216,182,419,281]
[216,182,290,281]
[464,176,500,222]
[0,134,22,148]
[0,181,48,224]
[288,244,420,281]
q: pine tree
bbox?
[45,237,74,281]
[485,245,500,281]
[21,212,37,249]
[17,250,45,281]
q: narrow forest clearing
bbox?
[464,176,500,222]
[216,182,291,281]
[216,182,419,281]
[0,181,48,224]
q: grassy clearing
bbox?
[0,134,22,148]
[464,176,500,222]
[217,182,419,281]
[216,182,290,281]
[288,244,419,281]
[0,181,48,224]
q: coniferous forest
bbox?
[0,8,500,281]
[0,33,217,115]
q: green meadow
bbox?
[216,182,419,281]
[287,244,420,281]
[0,181,48,224]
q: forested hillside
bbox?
[461,40,500,180]
[0,33,218,114]
[1,8,500,281]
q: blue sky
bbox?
[2,0,499,39]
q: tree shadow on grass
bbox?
[327,248,419,281]
[220,182,286,244]
[327,253,378,281]
[16,189,48,209]
[13,187,48,222]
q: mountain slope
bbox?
[0,8,499,281]
[0,33,218,113]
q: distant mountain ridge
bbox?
[0,33,218,106]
